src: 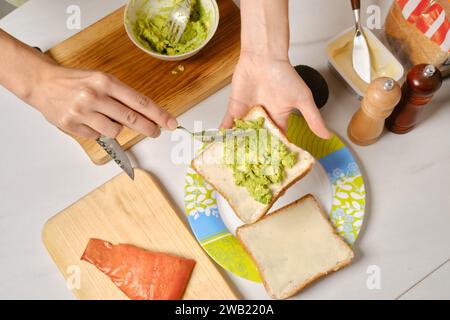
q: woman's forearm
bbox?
[240,0,290,60]
[0,29,177,139]
[0,29,54,101]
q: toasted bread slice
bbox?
[191,105,314,224]
[237,194,354,299]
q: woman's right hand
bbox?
[0,29,176,139]
[27,63,178,139]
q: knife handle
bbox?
[351,0,360,10]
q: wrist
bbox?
[20,53,57,104]
[240,49,290,63]
[240,0,290,61]
[0,30,58,104]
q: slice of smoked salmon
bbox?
[81,238,195,300]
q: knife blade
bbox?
[176,126,249,143]
[352,30,371,83]
[96,136,135,180]
[191,129,250,143]
[351,0,371,83]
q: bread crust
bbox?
[236,194,354,300]
[191,105,314,224]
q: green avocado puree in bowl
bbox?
[133,0,210,56]
[224,118,298,204]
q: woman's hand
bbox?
[222,0,331,139]
[0,29,177,140]
[221,52,330,139]
[28,63,178,139]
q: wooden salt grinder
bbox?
[386,64,443,134]
[347,77,401,146]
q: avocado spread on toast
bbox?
[224,117,297,204]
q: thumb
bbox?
[267,110,291,133]
[297,94,331,139]
[220,108,235,129]
[220,98,246,129]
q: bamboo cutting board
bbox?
[46,0,240,165]
[42,169,239,300]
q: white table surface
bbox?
[0,0,449,300]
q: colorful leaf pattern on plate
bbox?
[184,114,366,282]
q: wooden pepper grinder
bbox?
[348,77,401,146]
[386,64,443,134]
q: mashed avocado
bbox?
[133,0,210,56]
[224,118,297,204]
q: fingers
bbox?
[220,109,235,129]
[83,112,123,139]
[297,93,332,139]
[73,124,101,139]
[57,117,100,139]
[103,74,178,130]
[267,110,292,132]
[220,97,247,129]
[100,97,161,138]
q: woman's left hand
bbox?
[221,52,331,139]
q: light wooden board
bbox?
[45,0,241,165]
[42,169,239,300]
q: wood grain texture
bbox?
[42,169,239,300]
[46,0,241,165]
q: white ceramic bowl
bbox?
[124,0,219,61]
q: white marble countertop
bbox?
[0,0,449,300]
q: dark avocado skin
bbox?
[294,65,329,109]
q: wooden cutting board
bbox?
[42,169,239,300]
[46,0,240,165]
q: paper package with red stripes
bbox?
[385,0,449,74]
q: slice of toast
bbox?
[237,194,354,299]
[191,105,314,224]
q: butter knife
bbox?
[177,126,249,143]
[351,0,371,84]
[96,136,135,180]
